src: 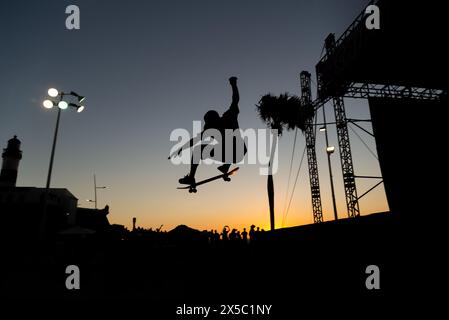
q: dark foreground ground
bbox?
[0,211,434,317]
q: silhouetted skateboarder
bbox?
[171,76,246,185]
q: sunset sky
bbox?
[0,0,388,231]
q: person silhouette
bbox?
[171,77,247,185]
[241,228,248,243]
[213,230,220,242]
[236,231,242,242]
[222,226,230,241]
[249,225,255,242]
[229,228,237,241]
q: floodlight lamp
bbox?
[43,100,54,109]
[70,91,85,103]
[326,146,335,154]
[58,101,68,109]
[48,88,59,97]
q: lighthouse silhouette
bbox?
[0,136,23,187]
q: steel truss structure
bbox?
[344,83,446,101]
[331,95,360,217]
[320,34,361,218]
[314,84,446,108]
[304,0,448,221]
[300,71,324,223]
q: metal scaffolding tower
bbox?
[324,34,360,218]
[307,0,447,221]
[300,71,324,223]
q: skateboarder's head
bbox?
[204,110,221,129]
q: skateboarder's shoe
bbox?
[179,174,195,185]
[217,164,229,175]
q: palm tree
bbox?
[256,93,314,230]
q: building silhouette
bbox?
[0,136,111,239]
[0,135,22,187]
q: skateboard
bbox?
[177,167,239,193]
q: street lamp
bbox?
[43,100,53,109]
[326,146,335,154]
[48,88,59,97]
[42,88,86,189]
[321,105,338,221]
[58,101,68,109]
[40,88,86,240]
[86,174,107,209]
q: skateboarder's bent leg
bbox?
[179,143,219,184]
[217,136,247,174]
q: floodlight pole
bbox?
[40,90,85,241]
[323,105,338,221]
[46,94,64,189]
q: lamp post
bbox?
[87,174,107,209]
[43,88,85,189]
[40,88,85,240]
[321,105,338,221]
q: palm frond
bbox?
[256,93,314,135]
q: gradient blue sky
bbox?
[0,0,388,231]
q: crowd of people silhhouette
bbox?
[127,221,266,247]
[204,225,265,245]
